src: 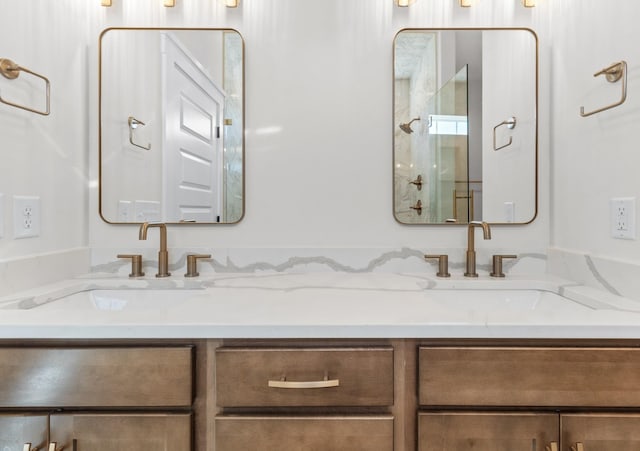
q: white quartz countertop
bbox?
[1,272,640,339]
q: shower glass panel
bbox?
[426,66,469,222]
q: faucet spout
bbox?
[138,222,170,277]
[464,221,491,278]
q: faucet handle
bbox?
[185,254,212,278]
[424,254,451,278]
[490,254,517,278]
[117,254,145,278]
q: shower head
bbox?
[399,117,420,134]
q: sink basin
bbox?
[422,289,592,312]
[4,289,205,311]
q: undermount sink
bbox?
[4,289,205,311]
[422,289,592,312]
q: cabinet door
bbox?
[0,414,48,451]
[562,414,640,451]
[50,413,192,450]
[215,416,394,451]
[419,412,558,451]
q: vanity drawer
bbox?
[215,415,394,451]
[216,347,393,407]
[0,346,193,408]
[419,347,640,407]
[418,412,558,451]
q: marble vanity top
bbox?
[0,272,639,339]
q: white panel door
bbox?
[161,33,225,222]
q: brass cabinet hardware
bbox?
[580,61,627,117]
[268,373,340,389]
[117,254,145,277]
[546,442,559,451]
[48,443,62,451]
[23,444,38,451]
[127,116,151,150]
[185,254,211,277]
[570,443,585,451]
[493,116,517,151]
[424,254,451,278]
[410,199,423,215]
[0,58,50,116]
[139,222,171,277]
[410,174,423,190]
[490,254,518,278]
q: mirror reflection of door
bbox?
[162,33,224,223]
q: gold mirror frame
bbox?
[393,28,538,226]
[98,27,245,225]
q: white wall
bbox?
[0,0,90,294]
[548,0,640,300]
[1,0,552,288]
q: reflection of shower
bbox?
[399,117,421,134]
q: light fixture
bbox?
[522,0,536,6]
[101,0,112,6]
[459,0,472,6]
[395,0,416,6]
[225,0,239,7]
[164,0,175,6]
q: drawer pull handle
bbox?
[268,373,339,389]
[48,443,62,451]
[546,442,558,451]
[23,444,38,451]
[571,443,585,451]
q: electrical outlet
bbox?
[13,195,40,239]
[0,193,4,238]
[117,200,133,222]
[504,202,515,223]
[610,197,636,240]
[134,200,161,222]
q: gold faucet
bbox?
[139,222,171,277]
[464,221,491,277]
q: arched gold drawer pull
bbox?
[571,443,585,451]
[23,444,38,451]
[546,442,558,451]
[268,372,339,389]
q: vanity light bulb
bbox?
[522,0,535,6]
[225,0,239,7]
[395,0,416,6]
[459,0,472,6]
[164,0,175,6]
[101,0,112,6]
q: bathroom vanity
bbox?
[1,273,640,450]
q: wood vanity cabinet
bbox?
[418,346,640,451]
[214,346,395,451]
[0,346,194,451]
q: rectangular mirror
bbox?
[99,28,244,224]
[393,28,537,224]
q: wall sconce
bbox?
[225,0,239,7]
[522,0,536,6]
[459,0,473,6]
[101,0,112,6]
[395,0,417,5]
[164,0,175,6]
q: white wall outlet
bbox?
[117,200,133,222]
[610,197,636,240]
[13,195,41,239]
[504,201,515,223]
[0,193,4,238]
[134,200,161,222]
